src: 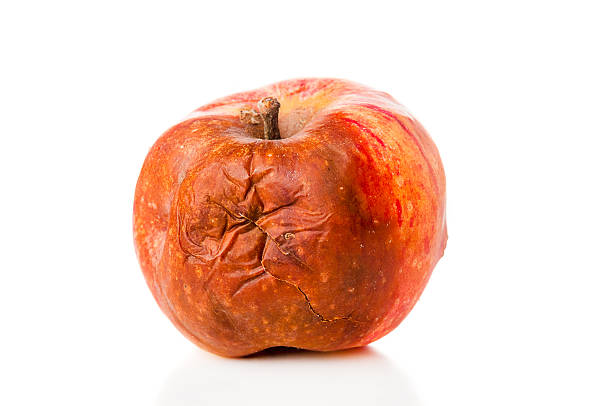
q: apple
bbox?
[133,78,447,357]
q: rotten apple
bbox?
[133,78,447,357]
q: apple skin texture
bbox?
[133,78,447,357]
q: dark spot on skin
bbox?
[395,199,403,226]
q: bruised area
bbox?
[157,140,380,355]
[134,78,447,356]
[175,145,358,323]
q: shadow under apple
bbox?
[157,346,421,405]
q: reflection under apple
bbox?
[157,347,420,405]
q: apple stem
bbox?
[258,97,281,140]
[240,97,281,140]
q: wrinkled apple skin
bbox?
[133,78,447,357]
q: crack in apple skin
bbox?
[260,262,358,323]
[203,199,360,323]
[246,216,361,324]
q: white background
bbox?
[1,1,611,405]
